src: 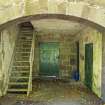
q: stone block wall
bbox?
[33,32,77,79]
[79,27,102,97]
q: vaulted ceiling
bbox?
[31,19,86,36]
[31,19,87,43]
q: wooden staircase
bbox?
[8,22,35,96]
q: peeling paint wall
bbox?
[79,27,102,97]
[33,32,77,79]
[0,25,18,96]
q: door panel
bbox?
[39,43,59,76]
[85,43,93,90]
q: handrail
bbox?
[27,30,35,96]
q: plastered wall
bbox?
[79,27,102,97]
[59,36,77,78]
[0,0,105,29]
[0,25,18,96]
[33,32,77,79]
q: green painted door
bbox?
[39,43,59,77]
[85,43,93,90]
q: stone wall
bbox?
[33,32,77,79]
[59,38,77,78]
[102,32,105,101]
[79,27,102,97]
[0,25,18,96]
[0,0,105,29]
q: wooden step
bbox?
[16,45,31,48]
[15,52,30,54]
[19,34,32,36]
[16,45,31,47]
[16,51,30,53]
[20,31,33,33]
[16,48,31,51]
[17,40,31,42]
[16,49,31,52]
[9,82,28,85]
[19,36,32,38]
[16,43,31,45]
[14,54,30,57]
[20,30,33,32]
[18,39,32,41]
[16,49,30,51]
[13,66,30,68]
[10,76,29,79]
[15,48,31,51]
[15,60,29,63]
[19,38,32,40]
[9,79,29,82]
[17,44,32,47]
[13,64,29,67]
[18,39,32,42]
[13,63,29,65]
[14,57,29,60]
[21,28,33,30]
[18,38,32,40]
[12,67,29,70]
[20,33,33,35]
[12,71,29,73]
[18,42,31,45]
[15,53,30,55]
[15,58,29,61]
[8,89,27,92]
[18,40,32,43]
[16,47,31,49]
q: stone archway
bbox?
[0,0,105,29]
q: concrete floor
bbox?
[0,80,104,105]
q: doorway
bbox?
[85,43,93,90]
[39,42,59,77]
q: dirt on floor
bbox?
[0,80,104,105]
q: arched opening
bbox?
[0,14,105,105]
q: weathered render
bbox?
[79,27,102,97]
[0,0,105,28]
[33,31,77,78]
[0,25,19,96]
